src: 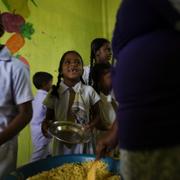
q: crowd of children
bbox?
[1,16,118,177]
[2,1,180,179]
[32,40,119,161]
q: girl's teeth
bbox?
[68,69,78,72]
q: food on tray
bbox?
[27,160,120,180]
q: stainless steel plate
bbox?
[48,121,91,144]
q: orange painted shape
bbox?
[6,33,25,54]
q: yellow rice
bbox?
[27,160,120,180]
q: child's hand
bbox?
[83,122,95,130]
[96,120,119,160]
[41,120,51,138]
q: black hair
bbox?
[0,14,5,38]
[33,72,53,89]
[91,62,111,94]
[51,50,85,98]
[88,38,110,85]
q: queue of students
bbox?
[1,0,180,178]
[0,18,115,178]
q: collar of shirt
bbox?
[100,92,112,102]
[0,46,11,61]
[59,81,82,95]
[37,89,48,95]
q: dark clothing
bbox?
[112,0,180,56]
[112,0,180,150]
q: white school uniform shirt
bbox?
[43,81,100,155]
[95,92,117,140]
[99,92,117,127]
[0,46,33,178]
[96,92,120,158]
[30,89,51,162]
[82,65,90,85]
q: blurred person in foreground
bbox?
[0,14,33,178]
[96,0,180,179]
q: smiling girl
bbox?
[42,50,101,155]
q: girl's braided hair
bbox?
[88,38,110,85]
[51,50,85,98]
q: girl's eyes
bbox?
[64,61,70,65]
[64,60,81,65]
[104,47,111,52]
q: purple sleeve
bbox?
[147,0,180,27]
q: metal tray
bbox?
[4,154,121,180]
[48,121,91,144]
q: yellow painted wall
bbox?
[0,0,120,167]
[102,0,121,39]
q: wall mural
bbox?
[0,0,36,66]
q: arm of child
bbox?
[84,101,100,130]
[0,101,32,145]
[96,119,119,159]
[41,108,55,138]
[84,100,111,131]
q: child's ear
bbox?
[95,50,100,63]
[96,50,100,56]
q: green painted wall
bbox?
[0,0,120,166]
[102,0,121,39]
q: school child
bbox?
[82,38,112,85]
[42,50,101,155]
[30,72,53,162]
[92,63,119,158]
[0,19,33,178]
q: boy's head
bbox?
[33,72,53,91]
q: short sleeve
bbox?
[88,86,100,105]
[12,62,33,104]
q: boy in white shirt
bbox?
[30,72,53,162]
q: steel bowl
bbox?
[48,121,91,144]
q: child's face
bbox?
[62,52,83,82]
[43,79,53,92]
[99,71,112,93]
[46,79,53,92]
[96,42,112,64]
